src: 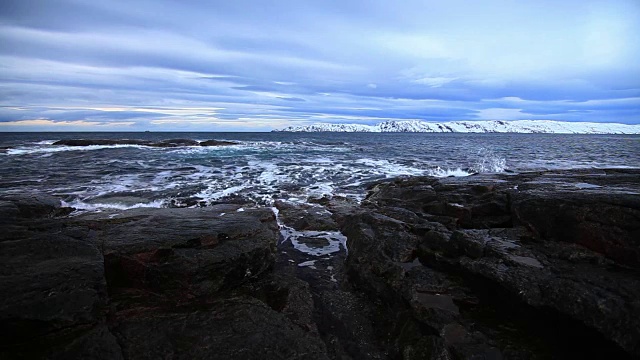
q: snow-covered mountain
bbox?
[274,120,640,134]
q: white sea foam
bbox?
[298,260,317,268]
[3,136,517,212]
[574,182,602,189]
[202,185,248,201]
[283,228,348,257]
[7,144,155,155]
[428,167,474,177]
[64,199,166,212]
[469,148,507,173]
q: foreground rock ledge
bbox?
[1,168,639,359]
[342,168,639,358]
[0,202,329,359]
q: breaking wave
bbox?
[6,144,158,155]
[0,135,521,212]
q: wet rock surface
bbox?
[0,200,320,359]
[1,168,639,359]
[341,168,640,358]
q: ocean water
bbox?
[1,132,638,212]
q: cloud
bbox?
[475,108,526,120]
[0,119,135,128]
[0,0,638,130]
[412,77,458,88]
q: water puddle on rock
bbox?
[271,205,349,290]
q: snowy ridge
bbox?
[277,123,377,132]
[275,120,640,134]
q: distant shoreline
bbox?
[274,119,640,134]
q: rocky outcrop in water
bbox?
[52,139,239,147]
[1,168,639,359]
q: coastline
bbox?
[1,168,639,359]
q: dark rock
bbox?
[0,194,73,219]
[342,169,640,358]
[275,200,338,231]
[154,138,200,147]
[1,324,123,360]
[1,200,319,359]
[199,139,239,146]
[0,232,108,354]
[239,273,318,331]
[512,191,640,267]
[308,195,331,205]
[2,169,639,359]
[113,297,329,360]
[99,207,278,304]
[47,325,123,360]
[270,218,387,360]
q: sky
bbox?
[0,0,639,131]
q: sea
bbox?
[1,132,638,213]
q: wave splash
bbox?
[468,148,507,173]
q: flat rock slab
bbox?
[92,207,279,304]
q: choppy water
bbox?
[1,132,638,212]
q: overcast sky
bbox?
[1,0,639,131]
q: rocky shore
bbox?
[1,169,639,359]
